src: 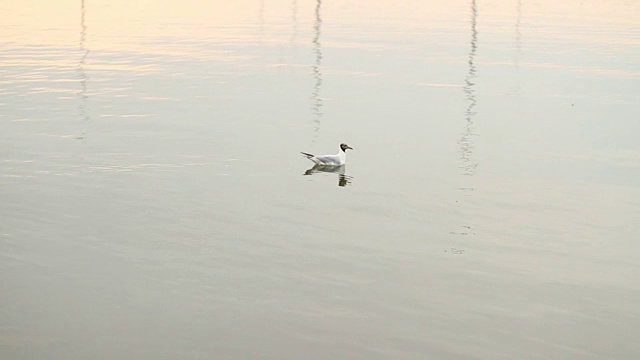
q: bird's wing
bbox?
[313,155,341,165]
[300,152,315,158]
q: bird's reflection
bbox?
[310,0,323,143]
[304,164,352,187]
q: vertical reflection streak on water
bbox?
[290,0,298,48]
[459,0,478,177]
[510,0,523,96]
[515,0,522,66]
[77,0,89,140]
[258,0,264,41]
[451,0,479,239]
[310,0,323,144]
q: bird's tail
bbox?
[300,152,314,159]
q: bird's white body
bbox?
[301,143,353,166]
[304,151,347,166]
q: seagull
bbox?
[301,143,353,166]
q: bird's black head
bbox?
[340,143,353,152]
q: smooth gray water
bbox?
[1,1,639,359]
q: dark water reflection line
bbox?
[452,0,479,239]
[459,0,478,177]
[310,0,323,144]
[77,0,89,140]
[304,164,352,187]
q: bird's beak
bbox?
[348,146,353,150]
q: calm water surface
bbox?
[1,0,640,359]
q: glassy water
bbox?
[1,1,639,359]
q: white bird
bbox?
[301,143,353,166]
